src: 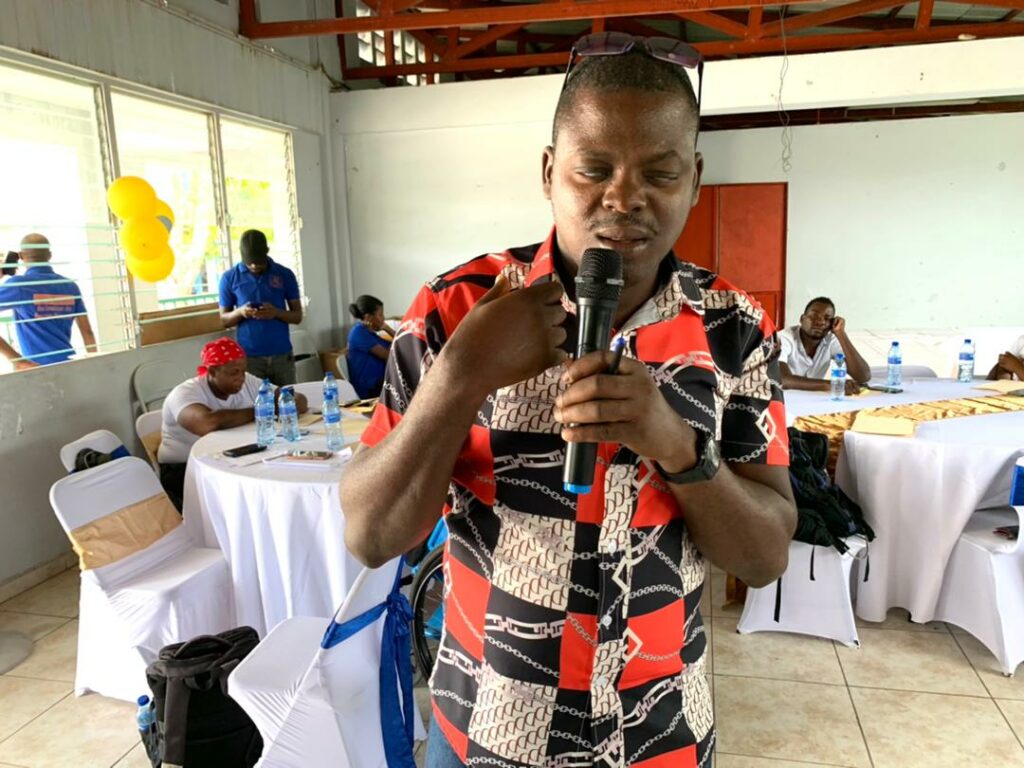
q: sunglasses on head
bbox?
[563,32,704,125]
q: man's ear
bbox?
[690,151,704,210]
[542,146,555,200]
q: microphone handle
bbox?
[563,299,618,493]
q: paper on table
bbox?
[974,380,1024,395]
[850,411,916,437]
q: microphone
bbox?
[563,248,624,495]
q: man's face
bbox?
[800,302,835,339]
[245,258,268,276]
[208,359,248,395]
[542,88,702,290]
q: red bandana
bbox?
[197,337,246,376]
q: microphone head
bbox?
[576,248,624,302]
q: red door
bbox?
[674,183,787,328]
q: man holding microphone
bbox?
[341,36,796,768]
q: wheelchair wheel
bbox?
[410,545,445,680]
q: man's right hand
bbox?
[14,359,39,371]
[441,276,568,397]
[844,379,862,396]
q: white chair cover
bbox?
[229,557,426,768]
[49,457,233,700]
[135,411,162,469]
[934,460,1024,675]
[737,538,868,648]
[59,429,127,472]
[291,330,323,382]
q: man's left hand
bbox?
[554,350,698,473]
[252,305,278,320]
[998,352,1024,378]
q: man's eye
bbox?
[647,173,679,184]
[576,168,609,180]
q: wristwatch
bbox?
[654,430,721,485]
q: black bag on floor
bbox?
[144,626,263,768]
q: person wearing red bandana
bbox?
[156,337,307,510]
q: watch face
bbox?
[701,435,721,478]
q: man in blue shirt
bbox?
[0,233,97,370]
[219,229,303,385]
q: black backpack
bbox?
[143,627,263,768]
[787,427,875,555]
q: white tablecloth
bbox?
[182,415,369,636]
[836,410,1024,623]
[784,378,985,424]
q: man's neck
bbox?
[206,376,230,400]
[798,328,824,356]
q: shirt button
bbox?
[600,615,612,628]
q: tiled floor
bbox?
[1,567,1022,767]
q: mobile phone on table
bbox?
[223,443,267,458]
[865,383,903,394]
[284,450,334,461]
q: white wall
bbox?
[0,0,346,586]
[333,37,1024,370]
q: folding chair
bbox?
[132,360,186,415]
[49,457,233,701]
[135,411,163,470]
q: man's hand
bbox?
[13,359,39,371]
[998,352,1024,379]
[554,350,698,473]
[440,276,568,398]
[239,304,261,319]
[844,379,862,396]
[831,317,848,336]
[251,305,278,320]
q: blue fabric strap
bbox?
[319,561,417,767]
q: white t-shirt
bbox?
[778,326,844,379]
[158,373,262,464]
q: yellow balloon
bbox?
[154,199,175,231]
[127,248,174,283]
[121,217,170,261]
[107,176,157,220]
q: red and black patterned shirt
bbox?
[362,230,789,767]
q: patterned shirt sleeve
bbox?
[719,306,789,466]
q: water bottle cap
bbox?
[835,353,845,361]
[964,338,972,343]
[137,695,150,706]
[325,372,335,380]
[891,341,899,346]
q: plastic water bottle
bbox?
[323,371,338,404]
[255,379,276,447]
[957,338,975,383]
[323,392,344,452]
[830,353,847,401]
[279,386,301,442]
[136,695,156,734]
[886,341,902,387]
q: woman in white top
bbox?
[158,337,307,509]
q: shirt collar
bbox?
[24,265,55,274]
[526,227,705,322]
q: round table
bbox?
[182,414,369,636]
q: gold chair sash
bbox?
[69,493,182,571]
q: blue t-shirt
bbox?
[218,259,300,357]
[0,266,86,365]
[346,323,390,399]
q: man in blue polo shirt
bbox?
[218,229,303,385]
[0,233,97,370]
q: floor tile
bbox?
[713,618,845,685]
[0,612,70,642]
[998,699,1024,746]
[952,632,1024,700]
[0,677,70,741]
[715,756,845,767]
[855,607,949,633]
[836,627,987,696]
[851,687,1024,768]
[0,692,137,768]
[709,571,743,618]
[714,675,870,767]
[111,742,151,767]
[0,571,79,619]
[4,621,77,683]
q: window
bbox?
[220,119,302,288]
[0,63,128,370]
[110,93,225,312]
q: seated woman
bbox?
[987,334,1024,380]
[345,295,396,399]
[157,337,307,510]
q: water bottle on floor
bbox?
[957,338,975,383]
[830,353,847,401]
[323,371,338,404]
[886,341,902,387]
[323,392,344,452]
[255,379,276,447]
[136,695,155,734]
[279,386,301,442]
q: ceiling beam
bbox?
[760,0,906,37]
[916,0,934,29]
[243,0,825,38]
[681,11,750,36]
[341,19,1024,77]
[747,6,764,37]
[443,23,525,59]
